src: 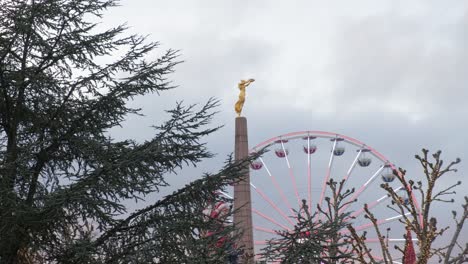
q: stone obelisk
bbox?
[234,79,255,262]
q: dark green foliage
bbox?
[0,0,247,263]
[260,180,356,264]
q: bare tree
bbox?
[348,149,467,264]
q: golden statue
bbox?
[234,79,255,117]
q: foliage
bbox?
[260,179,356,264]
[0,0,250,263]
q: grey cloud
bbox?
[331,7,468,118]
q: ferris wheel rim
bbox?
[251,130,392,165]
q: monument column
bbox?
[233,79,255,263]
[234,117,254,262]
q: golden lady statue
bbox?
[234,79,255,117]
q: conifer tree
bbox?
[260,179,356,264]
[0,0,248,263]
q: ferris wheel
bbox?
[223,130,421,263]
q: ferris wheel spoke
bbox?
[280,141,301,208]
[254,240,269,245]
[307,161,312,214]
[289,168,301,208]
[349,186,403,219]
[306,135,313,214]
[316,139,337,221]
[216,190,233,199]
[259,157,296,217]
[305,132,315,214]
[250,182,295,226]
[344,212,411,233]
[280,141,291,168]
[364,238,416,243]
[254,226,278,235]
[338,236,414,244]
[339,164,386,214]
[252,208,292,231]
[342,149,362,183]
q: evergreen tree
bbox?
[260,180,356,264]
[0,0,248,263]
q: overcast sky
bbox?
[103,0,467,253]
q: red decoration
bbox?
[403,228,416,264]
[202,201,230,248]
